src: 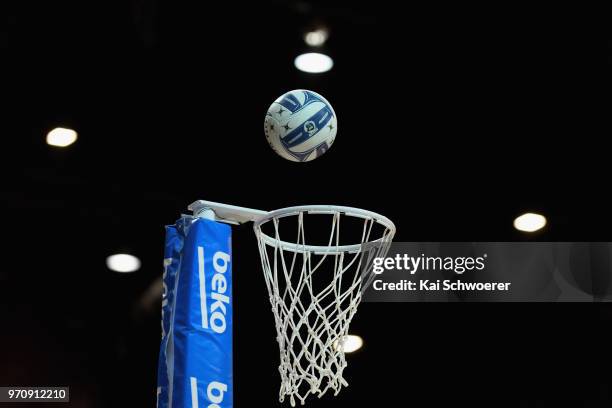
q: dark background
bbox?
[1,1,610,407]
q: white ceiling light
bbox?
[106,253,141,273]
[294,52,334,73]
[46,127,78,147]
[304,29,328,47]
[333,334,363,353]
[513,212,547,232]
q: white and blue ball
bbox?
[264,89,337,162]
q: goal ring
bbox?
[253,205,396,255]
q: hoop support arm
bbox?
[188,200,268,225]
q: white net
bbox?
[253,206,395,406]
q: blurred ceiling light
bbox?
[46,127,78,147]
[106,253,141,273]
[513,212,547,232]
[333,334,363,353]
[304,29,328,46]
[294,52,334,73]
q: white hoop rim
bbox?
[253,205,396,254]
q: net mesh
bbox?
[254,208,395,406]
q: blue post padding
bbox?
[158,217,233,408]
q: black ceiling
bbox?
[1,1,610,407]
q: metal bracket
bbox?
[188,200,268,225]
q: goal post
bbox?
[158,200,396,407]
